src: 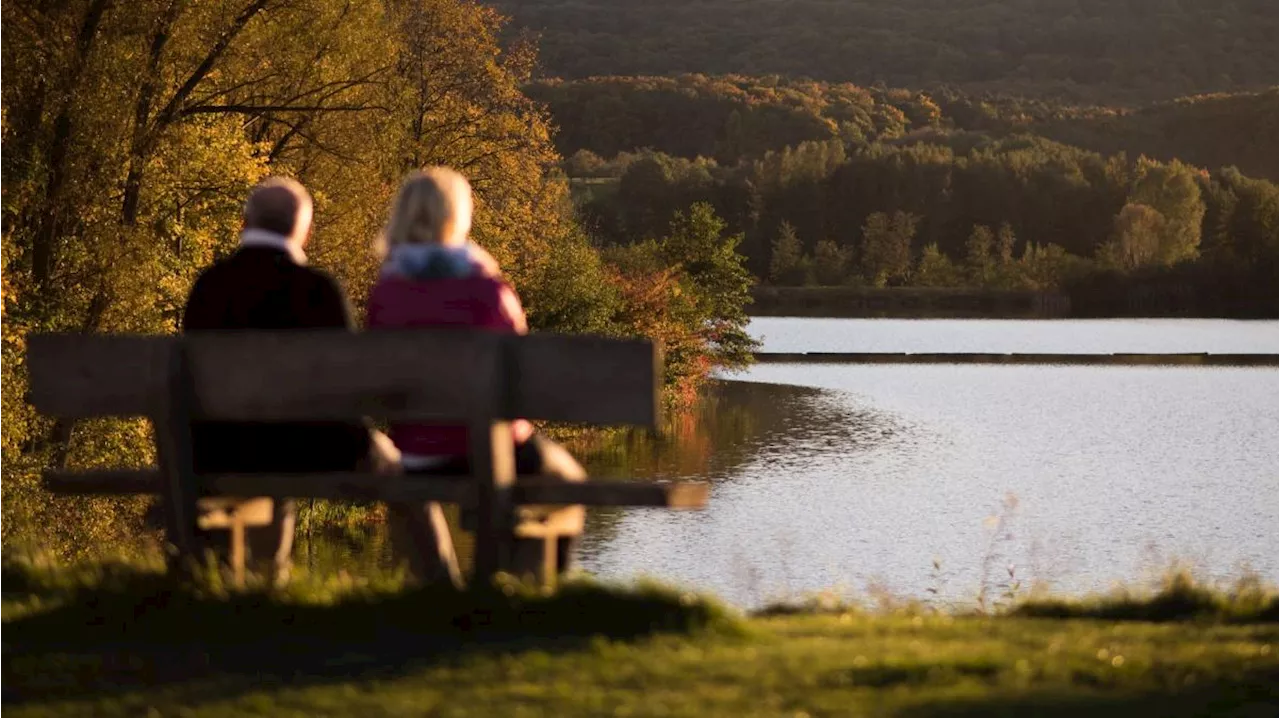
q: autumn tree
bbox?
[768,221,811,285]
[812,239,853,286]
[859,211,917,287]
[1127,158,1206,266]
[964,224,996,286]
[915,243,962,287]
[1101,203,1166,270]
[605,203,757,400]
[655,203,758,370]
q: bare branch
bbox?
[180,103,386,115]
[151,0,273,131]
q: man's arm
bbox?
[181,272,218,332]
[307,270,358,330]
[306,271,403,472]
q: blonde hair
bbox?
[377,167,473,257]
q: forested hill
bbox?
[531,77,1279,181]
[1031,92,1279,183]
[493,0,1277,105]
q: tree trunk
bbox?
[28,0,114,289]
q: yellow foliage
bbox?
[2,0,739,557]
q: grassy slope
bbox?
[5,614,1276,717]
[3,562,1276,717]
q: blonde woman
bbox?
[367,168,586,581]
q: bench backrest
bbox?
[28,330,660,427]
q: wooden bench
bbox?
[28,330,707,588]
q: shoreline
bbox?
[750,286,1279,320]
[750,352,1280,366]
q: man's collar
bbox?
[240,228,307,265]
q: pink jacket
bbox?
[366,275,533,457]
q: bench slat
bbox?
[28,335,171,418]
[43,471,707,508]
[510,333,660,426]
[185,330,498,422]
[29,331,658,426]
[41,471,475,503]
[511,478,708,508]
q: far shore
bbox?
[750,286,1279,320]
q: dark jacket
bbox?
[182,245,371,473]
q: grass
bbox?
[2,558,1277,717]
[1013,571,1279,624]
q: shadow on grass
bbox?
[1,559,742,707]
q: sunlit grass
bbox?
[3,555,1275,717]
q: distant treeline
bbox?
[750,286,1071,319]
[496,0,1277,104]
[565,136,1277,315]
[530,76,1278,181]
[532,73,1277,317]
[532,76,927,166]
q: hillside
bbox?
[532,76,1278,312]
[527,75,923,164]
[496,0,1277,105]
[1032,92,1279,182]
[531,76,1278,180]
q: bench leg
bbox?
[511,536,557,587]
[230,513,246,589]
[555,534,580,576]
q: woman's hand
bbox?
[368,429,403,475]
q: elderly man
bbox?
[183,177,397,582]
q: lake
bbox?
[745,317,1280,354]
[576,318,1279,608]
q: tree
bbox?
[769,221,812,285]
[989,222,1028,289]
[1127,158,1205,266]
[996,222,1017,264]
[1100,203,1166,270]
[603,202,758,402]
[965,224,996,286]
[1021,242,1086,290]
[860,211,917,287]
[656,203,758,370]
[812,239,853,286]
[915,243,962,287]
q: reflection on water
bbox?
[574,380,906,482]
[582,364,1278,608]
[293,380,910,588]
[294,522,395,577]
[573,381,911,571]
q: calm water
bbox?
[303,319,1279,609]
[577,318,1279,607]
[748,317,1280,354]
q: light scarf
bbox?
[381,242,483,280]
[240,228,307,265]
